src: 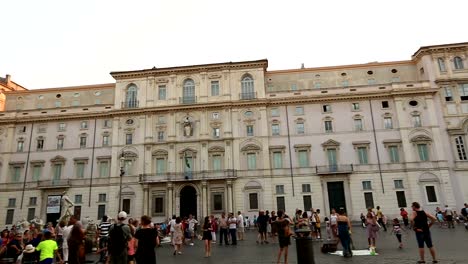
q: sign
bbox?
[46,195,61,214]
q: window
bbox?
[98,193,107,202]
[8,198,16,207]
[122,199,131,215]
[247,153,256,170]
[123,160,133,176]
[158,85,166,100]
[80,121,88,129]
[57,138,64,149]
[381,101,389,109]
[103,120,112,128]
[213,194,223,211]
[213,128,220,138]
[275,185,285,194]
[459,84,468,101]
[302,184,311,193]
[76,163,85,178]
[273,152,282,168]
[324,120,333,133]
[364,192,374,209]
[394,180,404,189]
[53,164,62,181]
[342,80,349,87]
[314,82,321,89]
[32,165,41,181]
[155,158,166,174]
[455,136,468,160]
[412,114,422,127]
[212,112,220,119]
[18,126,26,133]
[296,123,305,134]
[438,58,446,72]
[295,106,304,115]
[102,135,110,146]
[291,84,297,91]
[271,108,279,117]
[125,85,138,108]
[58,123,66,131]
[327,148,338,167]
[99,161,109,177]
[212,155,222,171]
[11,167,21,182]
[388,146,400,163]
[396,191,407,207]
[384,117,393,129]
[27,208,36,222]
[153,197,164,215]
[368,78,376,85]
[246,125,254,136]
[55,101,61,107]
[249,193,259,210]
[157,131,165,142]
[354,119,363,131]
[97,205,106,220]
[5,209,14,225]
[322,105,332,113]
[362,181,372,190]
[74,206,82,220]
[392,77,400,83]
[417,144,429,161]
[211,81,220,96]
[444,87,453,101]
[303,195,312,211]
[454,56,464,70]
[75,194,83,204]
[298,150,309,167]
[241,75,255,99]
[29,197,37,206]
[37,139,44,151]
[17,141,24,152]
[158,116,166,123]
[272,124,280,136]
[125,134,133,145]
[80,136,87,148]
[425,186,437,203]
[352,103,360,111]
[276,196,286,212]
[357,147,368,164]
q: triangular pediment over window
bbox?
[321,139,340,147]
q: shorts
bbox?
[238,227,245,233]
[39,259,53,264]
[258,226,267,234]
[446,215,453,222]
[278,237,291,248]
[415,231,433,248]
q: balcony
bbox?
[316,164,353,175]
[139,169,237,183]
[37,179,71,189]
[240,92,257,100]
[179,96,197,104]
[121,100,139,109]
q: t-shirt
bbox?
[36,239,58,261]
[237,215,244,228]
[134,228,157,256]
[228,217,237,229]
[99,221,112,237]
[169,219,176,232]
[445,208,453,216]
[188,219,198,231]
[219,217,228,228]
[257,215,269,227]
[376,210,383,219]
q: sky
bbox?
[1,0,467,89]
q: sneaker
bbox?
[177,251,182,255]
[190,243,194,246]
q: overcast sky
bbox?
[1,0,466,89]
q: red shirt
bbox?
[400,210,408,218]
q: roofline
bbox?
[412,42,468,59]
[4,83,115,94]
[110,59,269,79]
[267,60,414,75]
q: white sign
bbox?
[46,195,61,214]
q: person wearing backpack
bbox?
[108,211,131,264]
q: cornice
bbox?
[435,77,468,84]
[412,42,468,60]
[4,83,115,95]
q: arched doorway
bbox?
[180,185,197,218]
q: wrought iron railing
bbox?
[316,164,353,174]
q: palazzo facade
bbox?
[1,42,468,225]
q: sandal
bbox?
[417,261,425,264]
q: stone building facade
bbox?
[1,42,467,225]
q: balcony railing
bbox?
[240,92,257,100]
[139,169,237,183]
[179,96,197,104]
[37,179,71,189]
[121,100,139,108]
[316,164,353,175]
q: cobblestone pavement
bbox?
[87,224,468,263]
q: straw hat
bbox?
[24,244,35,254]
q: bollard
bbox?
[295,228,315,264]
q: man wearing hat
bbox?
[22,244,38,263]
[108,211,131,264]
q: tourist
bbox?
[202,216,213,257]
[337,208,352,258]
[21,244,37,264]
[61,217,75,264]
[275,210,291,264]
[256,211,268,244]
[97,215,111,263]
[6,233,23,262]
[108,211,131,264]
[127,225,136,264]
[218,212,229,246]
[67,224,85,264]
[400,208,409,228]
[376,206,387,232]
[228,213,238,245]
[435,208,444,227]
[330,209,339,235]
[314,209,322,239]
[172,217,184,255]
[366,208,379,250]
[461,203,468,221]
[269,211,278,243]
[134,215,159,264]
[36,231,63,264]
[410,202,438,264]
[444,205,455,228]
[392,218,403,249]
[237,211,245,241]
[324,217,332,239]
[188,214,198,246]
[168,215,176,237]
[210,215,217,244]
[360,213,366,228]
[265,210,272,239]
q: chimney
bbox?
[6,74,11,84]
[301,63,305,69]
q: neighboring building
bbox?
[0,74,27,111]
[0,43,467,225]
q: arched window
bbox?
[454,56,464,70]
[125,85,138,108]
[437,58,446,72]
[241,75,255,99]
[182,79,196,104]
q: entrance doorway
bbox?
[327,181,346,213]
[180,186,197,218]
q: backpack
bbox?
[108,224,127,255]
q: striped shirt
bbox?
[99,221,111,237]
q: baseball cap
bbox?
[118,211,127,219]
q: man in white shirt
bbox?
[237,211,245,241]
[169,215,176,236]
[228,213,238,245]
[444,205,454,228]
[188,214,198,245]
